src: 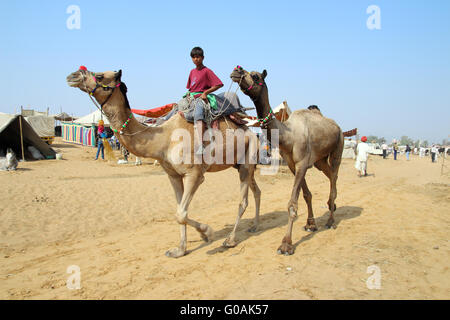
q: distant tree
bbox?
[366,136,386,144]
[414,140,420,148]
[422,140,429,147]
[442,139,448,146]
[399,136,414,146]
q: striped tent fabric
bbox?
[62,122,95,147]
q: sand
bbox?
[0,137,449,299]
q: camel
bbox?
[230,66,344,255]
[66,68,261,258]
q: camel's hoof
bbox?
[165,247,186,258]
[247,225,258,233]
[325,220,336,229]
[277,243,294,256]
[199,225,214,242]
[304,225,318,232]
[223,238,238,248]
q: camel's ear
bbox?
[262,69,267,80]
[115,69,122,81]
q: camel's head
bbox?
[66,66,122,99]
[230,65,267,99]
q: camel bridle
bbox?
[83,71,122,109]
[233,66,274,127]
[78,69,136,135]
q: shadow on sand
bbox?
[291,205,363,252]
[193,205,363,256]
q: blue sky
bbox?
[0,0,449,143]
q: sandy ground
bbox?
[0,137,449,300]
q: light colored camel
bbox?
[230,66,344,255]
[67,68,261,258]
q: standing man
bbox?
[393,140,399,160]
[405,144,411,161]
[431,145,437,163]
[381,142,388,159]
[355,136,371,177]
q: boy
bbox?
[186,47,223,154]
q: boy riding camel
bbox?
[186,47,223,155]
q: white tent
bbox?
[73,109,110,126]
[342,139,356,159]
[244,101,292,127]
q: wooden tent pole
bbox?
[19,116,25,161]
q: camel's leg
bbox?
[165,173,213,258]
[166,175,186,258]
[314,158,339,229]
[278,162,308,255]
[223,165,251,247]
[302,179,317,232]
[247,172,261,233]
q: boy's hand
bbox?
[200,92,208,101]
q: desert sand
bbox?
[0,137,449,299]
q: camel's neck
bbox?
[100,88,166,161]
[252,85,286,143]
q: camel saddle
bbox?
[178,111,248,127]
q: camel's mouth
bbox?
[66,71,83,88]
[230,73,243,83]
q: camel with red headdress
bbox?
[67,67,261,258]
[230,66,344,255]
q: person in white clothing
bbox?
[381,143,388,159]
[355,136,371,177]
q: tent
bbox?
[61,109,108,147]
[244,101,292,127]
[0,113,56,160]
[73,109,110,126]
[24,115,55,137]
[342,139,356,159]
[61,122,96,147]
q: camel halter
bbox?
[234,65,274,127]
[80,68,133,135]
[89,73,121,108]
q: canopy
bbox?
[73,109,110,126]
[52,112,77,122]
[131,103,175,118]
[0,113,56,160]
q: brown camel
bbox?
[66,68,261,258]
[230,66,344,255]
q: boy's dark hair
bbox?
[190,47,204,58]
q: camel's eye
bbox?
[95,74,104,81]
[251,74,259,81]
